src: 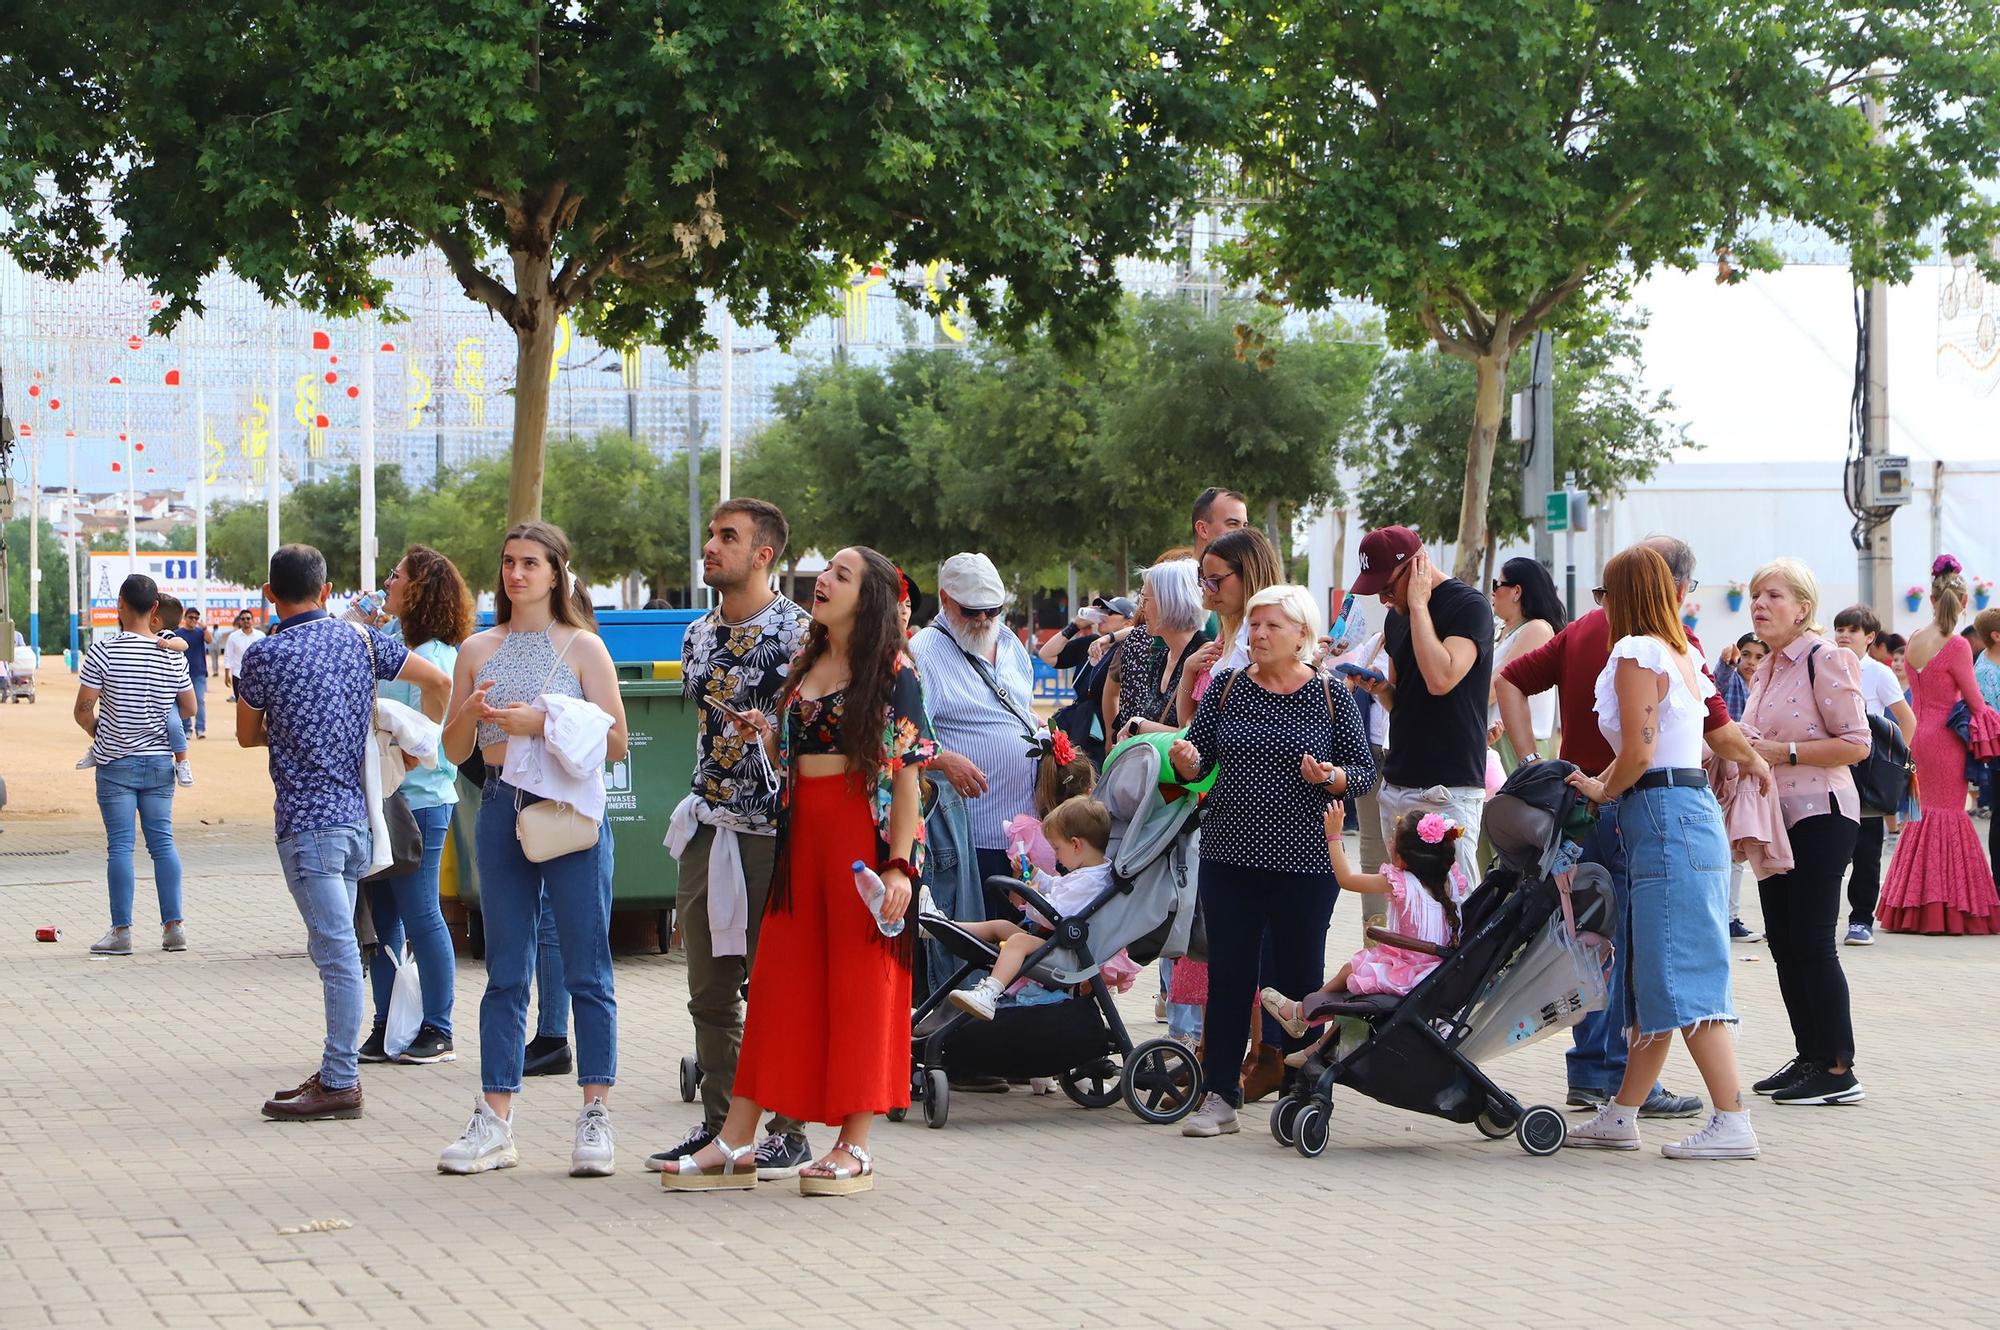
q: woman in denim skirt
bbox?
[1562,545,1759,1161]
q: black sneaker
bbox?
[1638,1088,1704,1119]
[358,1023,390,1064]
[397,1025,456,1065]
[1753,1057,1811,1096]
[1565,1086,1608,1110]
[753,1133,813,1181]
[645,1121,717,1172]
[1772,1065,1865,1106]
[523,1035,572,1078]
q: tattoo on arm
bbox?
[1641,726,1654,743]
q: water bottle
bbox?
[343,589,385,625]
[850,862,907,937]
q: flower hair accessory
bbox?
[1028,730,1079,766]
[1416,813,1459,845]
[1933,554,1963,577]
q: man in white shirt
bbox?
[1832,605,1918,946]
[221,609,264,703]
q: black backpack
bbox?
[1052,649,1115,765]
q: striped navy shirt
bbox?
[909,622,1041,851]
[80,631,192,762]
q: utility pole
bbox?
[1856,93,1895,613]
[359,326,377,592]
[1516,331,1557,575]
[687,349,706,610]
[66,427,78,667]
[122,375,136,561]
[718,316,733,505]
[28,435,40,652]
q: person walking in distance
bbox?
[222,609,263,704]
[237,546,451,1121]
[646,499,816,1180]
[74,574,196,956]
[173,606,211,740]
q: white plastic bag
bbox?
[1459,913,1609,1065]
[383,946,423,1058]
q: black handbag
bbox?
[360,789,424,884]
[1805,645,1912,818]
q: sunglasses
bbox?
[958,605,1004,621]
[1593,576,1697,607]
[1491,579,1515,591]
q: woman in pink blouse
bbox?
[1738,560,1872,1107]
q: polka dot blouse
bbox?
[1185,667,1379,873]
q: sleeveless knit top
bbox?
[474,627,584,750]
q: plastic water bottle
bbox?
[343,589,385,624]
[851,862,906,937]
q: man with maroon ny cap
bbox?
[1347,526,1491,883]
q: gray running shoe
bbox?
[438,1101,517,1175]
[161,922,187,952]
[90,927,133,956]
[570,1100,616,1178]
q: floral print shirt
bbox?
[681,595,811,833]
[776,654,939,874]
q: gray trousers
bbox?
[678,824,805,1141]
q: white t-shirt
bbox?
[1594,635,1714,770]
[1856,654,1903,718]
[1026,861,1115,926]
[223,627,265,675]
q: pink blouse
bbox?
[1740,632,1870,827]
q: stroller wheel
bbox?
[1475,1107,1518,1140]
[887,1106,908,1123]
[1122,1039,1203,1125]
[1059,1060,1122,1110]
[1517,1104,1567,1156]
[679,1054,701,1104]
[1294,1100,1332,1159]
[1270,1096,1303,1148]
[923,1069,951,1129]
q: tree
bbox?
[4,1,1201,524]
[3,518,72,655]
[206,467,416,592]
[1355,316,1688,564]
[1189,0,2000,578]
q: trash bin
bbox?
[610,663,698,948]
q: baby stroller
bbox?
[4,644,36,704]
[905,734,1207,1129]
[1267,759,1614,1159]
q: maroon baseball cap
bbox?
[1349,526,1422,595]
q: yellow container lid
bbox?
[653,660,682,680]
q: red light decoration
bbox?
[108,375,123,385]
[328,355,339,365]
[314,413,329,428]
[312,330,332,350]
[110,461,122,473]
[16,423,31,438]
[48,398,60,411]
[127,334,142,350]
[164,369,182,386]
[133,441,145,452]
[345,386,360,399]
[26,384,38,397]
[380,341,396,352]
[324,371,338,384]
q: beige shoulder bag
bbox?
[514,630,602,864]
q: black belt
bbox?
[1631,768,1708,792]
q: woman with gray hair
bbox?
[1109,558,1210,742]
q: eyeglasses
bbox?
[1198,570,1237,593]
[958,605,1004,621]
[1591,587,1608,606]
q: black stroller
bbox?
[902,736,1208,1129]
[1267,760,1614,1159]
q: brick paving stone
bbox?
[1,819,1996,1327]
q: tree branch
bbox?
[553,244,630,309]
[1417,297,1479,360]
[531,180,569,236]
[1444,285,1494,343]
[429,226,519,321]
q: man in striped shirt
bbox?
[910,553,1044,905]
[74,573,195,957]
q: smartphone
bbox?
[1334,662,1387,687]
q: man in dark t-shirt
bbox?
[1348,526,1491,882]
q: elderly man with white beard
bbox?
[910,553,1047,910]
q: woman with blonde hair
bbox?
[1176,527,1284,724]
[1877,556,2000,937]
[1733,557,1873,1107]
[1563,546,1757,1158]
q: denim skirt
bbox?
[1616,781,1735,1039]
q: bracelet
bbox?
[1061,622,1081,638]
[882,857,919,881]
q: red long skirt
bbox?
[733,773,913,1125]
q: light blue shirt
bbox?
[377,636,459,809]
[909,621,1040,851]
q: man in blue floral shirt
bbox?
[238,545,449,1122]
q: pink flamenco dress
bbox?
[1878,634,2000,936]
[1343,863,1464,996]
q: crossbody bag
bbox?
[512,630,602,864]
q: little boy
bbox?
[949,796,1114,1021]
[1832,605,1916,945]
[83,593,197,787]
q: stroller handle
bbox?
[1365,925,1446,958]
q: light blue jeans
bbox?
[163,709,187,756]
[95,755,182,928]
[275,819,372,1091]
[189,675,207,737]
[530,812,612,1040]
[366,802,456,1036]
[476,780,616,1092]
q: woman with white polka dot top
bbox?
[1169,585,1377,1138]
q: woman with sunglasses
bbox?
[1488,557,1565,771]
[1176,527,1283,725]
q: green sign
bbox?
[1545,490,1570,532]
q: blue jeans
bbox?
[1161,957,1202,1040]
[531,812,613,1040]
[476,780,616,1092]
[1565,799,1665,1097]
[163,709,187,755]
[366,802,456,1035]
[189,675,207,737]
[95,756,183,928]
[275,819,372,1091]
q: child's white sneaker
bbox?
[1028,1076,1058,1095]
[76,750,97,770]
[947,977,1003,1022]
[1564,1100,1642,1150]
[174,760,195,788]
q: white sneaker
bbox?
[438,1100,518,1175]
[570,1099,616,1177]
[76,750,97,770]
[1661,1111,1760,1160]
[1564,1101,1642,1150]
[947,977,1003,1022]
[1028,1076,1059,1095]
[89,927,133,956]
[1181,1092,1241,1138]
[174,760,194,788]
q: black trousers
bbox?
[1198,859,1338,1107]
[1847,815,1886,926]
[1757,814,1859,1069]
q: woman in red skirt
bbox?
[662,546,935,1196]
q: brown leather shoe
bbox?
[261,1074,363,1121]
[1240,1042,1285,1103]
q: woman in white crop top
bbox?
[1561,546,1759,1162]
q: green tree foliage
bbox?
[3,518,71,654]
[1187,0,2000,578]
[1355,317,1688,552]
[2,0,1200,525]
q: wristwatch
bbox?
[1787,741,1798,766]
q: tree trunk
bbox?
[506,248,560,525]
[1453,351,1509,582]
[1482,530,1498,596]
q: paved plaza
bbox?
[2,804,1996,1330]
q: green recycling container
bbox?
[609,664,698,928]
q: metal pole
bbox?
[28,436,40,652]
[360,332,377,592]
[124,377,136,562]
[267,345,282,585]
[194,367,208,617]
[1857,94,1894,614]
[719,317,733,504]
[688,349,706,609]
[66,429,78,667]
[1528,332,1556,576]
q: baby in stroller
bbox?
[948,796,1112,1021]
[1260,804,1466,1065]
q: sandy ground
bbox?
[0,654,276,831]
